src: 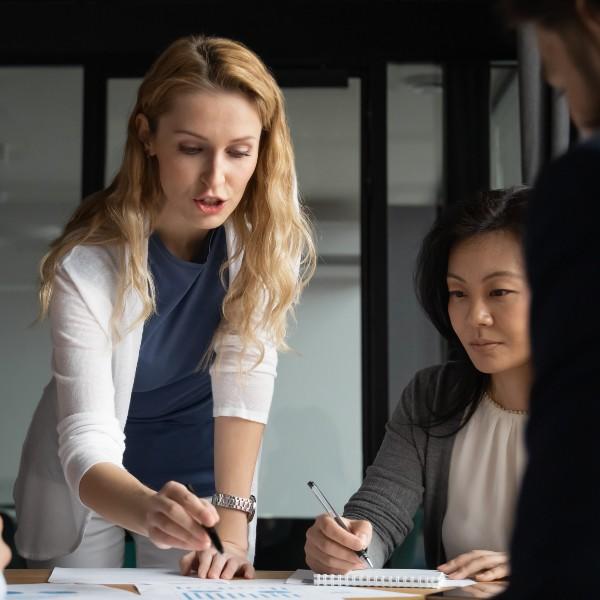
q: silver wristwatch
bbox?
[212,493,257,522]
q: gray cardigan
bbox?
[344,363,467,569]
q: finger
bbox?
[196,549,217,579]
[306,527,364,568]
[440,550,497,574]
[308,557,349,576]
[475,563,510,582]
[148,526,209,552]
[316,515,367,552]
[439,550,494,573]
[151,494,214,548]
[180,551,199,576]
[162,481,219,527]
[149,508,213,551]
[448,554,506,579]
[207,552,228,579]
[306,534,364,569]
[305,538,363,572]
[220,557,250,580]
[348,520,373,549]
[239,562,255,579]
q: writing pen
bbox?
[307,480,374,568]
[185,483,224,554]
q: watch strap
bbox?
[212,492,256,522]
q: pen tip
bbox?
[307,481,314,488]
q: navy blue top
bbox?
[123,227,227,496]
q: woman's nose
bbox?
[201,154,226,188]
[468,300,493,327]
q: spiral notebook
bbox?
[312,569,447,589]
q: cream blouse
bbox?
[442,394,528,560]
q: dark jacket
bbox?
[502,137,600,599]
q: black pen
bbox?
[185,483,224,554]
[307,481,374,568]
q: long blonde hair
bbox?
[39,35,316,358]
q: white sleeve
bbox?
[50,251,125,501]
[210,332,277,425]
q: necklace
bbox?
[485,390,528,415]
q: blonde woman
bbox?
[14,35,315,578]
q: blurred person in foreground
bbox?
[498,1,600,598]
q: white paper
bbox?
[439,578,476,588]
[136,582,415,599]
[49,569,222,585]
[6,584,132,599]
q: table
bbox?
[5,569,455,598]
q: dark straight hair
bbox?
[502,0,600,26]
[414,187,530,435]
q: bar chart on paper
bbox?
[147,585,305,600]
[185,589,296,600]
[138,583,413,600]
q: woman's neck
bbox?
[490,362,533,413]
[153,222,209,262]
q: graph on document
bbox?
[175,586,303,600]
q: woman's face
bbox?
[535,21,600,136]
[447,230,531,375]
[140,89,262,237]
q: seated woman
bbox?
[305,187,531,583]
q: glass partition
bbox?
[387,64,443,416]
[490,63,522,188]
[0,67,83,507]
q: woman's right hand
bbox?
[144,481,219,551]
[305,514,372,574]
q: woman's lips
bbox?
[194,197,225,215]
[470,341,502,351]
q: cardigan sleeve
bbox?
[210,332,277,424]
[343,369,435,567]
[50,247,126,502]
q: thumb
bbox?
[349,520,372,547]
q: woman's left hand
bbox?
[437,550,509,581]
[180,541,255,579]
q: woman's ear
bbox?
[135,113,155,156]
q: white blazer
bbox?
[14,221,277,561]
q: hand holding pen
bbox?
[143,480,220,553]
[185,484,224,554]
[181,484,255,579]
[306,481,374,573]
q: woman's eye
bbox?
[448,290,465,298]
[179,146,202,155]
[229,150,251,158]
[490,289,513,297]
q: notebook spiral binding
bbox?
[313,572,445,588]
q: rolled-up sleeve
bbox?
[50,252,125,501]
[210,333,278,424]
